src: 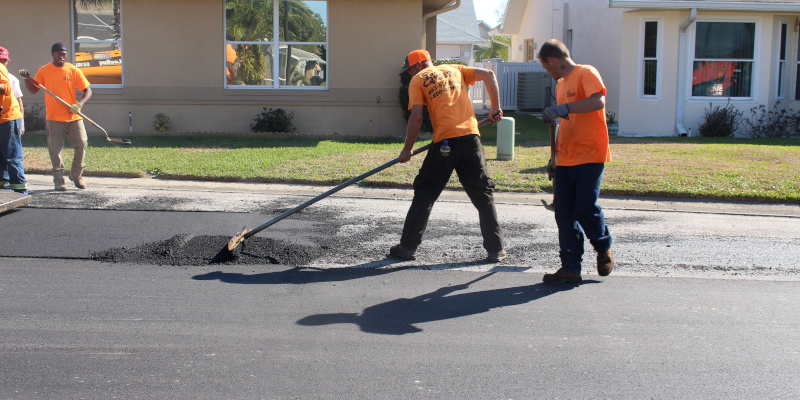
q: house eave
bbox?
[609,0,800,12]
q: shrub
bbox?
[399,59,468,134]
[606,111,617,125]
[250,107,295,133]
[152,113,171,132]
[698,100,742,137]
[23,104,46,132]
[741,101,800,138]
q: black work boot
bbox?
[389,244,416,261]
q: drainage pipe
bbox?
[676,8,697,135]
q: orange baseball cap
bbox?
[400,49,431,76]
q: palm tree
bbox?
[474,36,510,62]
[280,1,326,85]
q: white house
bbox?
[497,0,800,136]
[436,0,489,64]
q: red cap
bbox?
[400,49,431,76]
[0,47,9,61]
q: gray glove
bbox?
[542,104,569,125]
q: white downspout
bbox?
[422,0,461,49]
[676,8,697,136]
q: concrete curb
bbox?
[23,173,800,218]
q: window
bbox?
[525,39,535,62]
[777,23,787,99]
[641,19,660,97]
[692,21,755,98]
[225,0,328,89]
[72,0,123,87]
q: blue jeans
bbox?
[554,163,611,274]
[0,118,27,195]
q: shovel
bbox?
[223,117,493,254]
[21,74,131,146]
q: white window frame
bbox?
[638,17,663,100]
[71,0,123,88]
[224,0,328,90]
[688,16,761,102]
[776,21,788,100]
[793,22,800,102]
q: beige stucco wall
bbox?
[506,1,623,116]
[619,10,797,136]
[1,0,428,136]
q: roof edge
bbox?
[609,0,800,12]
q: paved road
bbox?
[1,174,799,399]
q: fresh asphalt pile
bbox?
[90,234,323,266]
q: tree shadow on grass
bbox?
[297,271,599,335]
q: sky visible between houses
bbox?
[473,0,507,28]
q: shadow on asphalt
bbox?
[294,272,599,335]
[192,259,411,285]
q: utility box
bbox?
[496,117,515,161]
[517,72,551,111]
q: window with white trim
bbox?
[72,0,122,87]
[691,21,755,98]
[225,0,327,89]
[640,19,660,97]
[777,23,787,99]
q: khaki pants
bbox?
[46,120,87,185]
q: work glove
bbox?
[542,104,569,125]
[69,103,82,114]
[18,69,30,78]
[546,158,555,181]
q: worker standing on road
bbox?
[21,42,92,191]
[538,39,613,284]
[390,49,506,263]
[0,46,27,195]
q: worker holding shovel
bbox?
[538,39,613,284]
[0,48,27,195]
[390,49,506,263]
[21,42,92,191]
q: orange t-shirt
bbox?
[408,64,478,143]
[555,64,612,166]
[34,62,91,122]
[0,63,23,124]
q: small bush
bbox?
[698,100,742,137]
[153,113,171,132]
[606,111,617,125]
[23,104,46,132]
[250,107,295,133]
[741,101,800,138]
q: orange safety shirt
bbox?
[408,64,479,143]
[0,63,23,124]
[555,64,612,166]
[34,62,90,122]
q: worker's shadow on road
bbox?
[192,259,412,285]
[297,272,598,335]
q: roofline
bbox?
[609,0,800,12]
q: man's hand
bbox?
[69,103,82,114]
[489,108,503,124]
[398,148,413,163]
[542,104,569,125]
[546,158,555,181]
[18,69,30,78]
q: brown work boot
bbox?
[597,249,613,276]
[542,268,582,285]
[54,183,68,192]
[70,175,86,189]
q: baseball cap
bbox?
[51,42,68,53]
[0,47,9,61]
[399,49,431,76]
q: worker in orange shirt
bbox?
[0,49,27,194]
[538,39,613,284]
[22,42,92,191]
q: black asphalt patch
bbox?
[91,234,323,266]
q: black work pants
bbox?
[400,134,504,253]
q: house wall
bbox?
[506,1,623,117]
[619,10,799,136]
[0,0,426,136]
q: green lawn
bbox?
[21,112,800,203]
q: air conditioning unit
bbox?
[517,72,551,111]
